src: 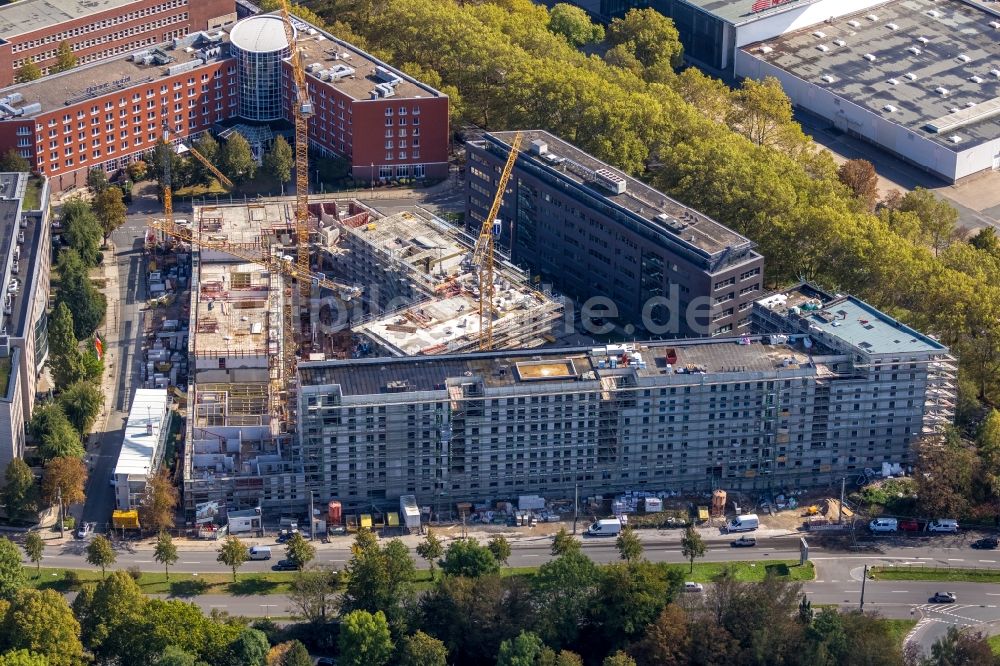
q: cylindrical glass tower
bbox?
[229,15,292,122]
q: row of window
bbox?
[12,0,188,52]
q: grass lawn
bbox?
[671,560,815,583]
[870,566,1000,583]
[879,619,918,646]
[989,634,1000,655]
[25,567,298,597]
[23,176,43,210]
[0,356,10,397]
[173,179,228,198]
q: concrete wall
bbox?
[734,50,998,182]
[733,0,886,47]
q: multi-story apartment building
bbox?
[295,285,953,511]
[0,13,448,191]
[0,172,51,477]
[0,0,236,86]
[465,130,765,338]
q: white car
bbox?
[75,522,95,539]
[684,582,705,593]
[928,519,959,533]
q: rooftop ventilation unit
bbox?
[949,135,963,143]
[887,22,899,30]
[372,65,402,86]
[817,44,829,52]
[935,86,950,96]
[812,30,826,38]
[594,168,627,195]
[966,102,977,108]
[864,53,876,62]
[927,9,941,17]
[918,36,930,44]
[991,21,1000,29]
[820,74,835,83]
[883,104,897,113]
[866,14,878,21]
[307,62,323,72]
[991,69,1000,77]
[758,45,773,54]
[530,139,547,155]
[949,107,960,114]
[904,72,918,81]
[888,77,899,84]
[833,39,846,46]
[957,54,971,63]
[907,46,922,55]
[970,75,984,84]
[848,20,860,28]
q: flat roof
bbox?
[744,0,1000,150]
[0,0,134,40]
[756,285,946,354]
[299,338,815,397]
[486,130,755,259]
[114,388,170,477]
[677,0,820,26]
[194,262,273,355]
[0,173,42,339]
[229,15,289,53]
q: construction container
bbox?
[112,510,140,530]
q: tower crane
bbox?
[276,0,314,300]
[473,131,522,351]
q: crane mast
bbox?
[473,131,522,351]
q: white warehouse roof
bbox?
[114,389,170,478]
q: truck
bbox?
[726,514,759,533]
[400,495,421,532]
[587,518,623,537]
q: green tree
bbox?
[591,562,673,643]
[550,527,580,557]
[487,535,512,568]
[280,641,313,666]
[22,533,44,576]
[56,250,106,338]
[539,649,584,666]
[497,631,544,666]
[914,431,978,518]
[288,565,336,623]
[547,4,603,46]
[217,536,249,582]
[72,570,146,662]
[284,532,315,570]
[616,525,642,562]
[221,134,256,183]
[126,160,148,182]
[87,169,108,195]
[53,41,76,72]
[0,650,49,666]
[225,627,269,666]
[15,61,41,84]
[158,645,197,666]
[46,303,85,390]
[41,456,86,518]
[603,652,637,666]
[416,528,443,579]
[606,8,683,78]
[439,538,500,578]
[0,150,30,173]
[0,589,83,666]
[2,459,37,520]
[532,550,599,649]
[680,526,706,573]
[154,531,178,580]
[630,604,691,666]
[0,538,25,600]
[895,187,959,257]
[338,610,393,666]
[56,380,103,437]
[340,532,415,634]
[85,535,116,578]
[397,630,448,666]
[92,186,126,241]
[262,136,293,187]
[31,405,82,461]
[727,77,797,149]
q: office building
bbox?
[736,0,1000,182]
[0,172,51,477]
[0,13,448,191]
[0,0,236,87]
[465,130,764,338]
[294,284,952,509]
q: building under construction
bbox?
[180,199,563,517]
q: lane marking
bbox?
[890,590,909,593]
[979,560,996,563]
[181,561,202,564]
[947,558,965,562]
[134,560,151,563]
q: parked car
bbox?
[75,522,95,540]
[898,519,919,532]
[272,559,299,571]
[930,592,957,603]
[731,536,757,548]
[869,518,898,533]
[684,582,704,593]
[315,658,336,666]
[928,519,959,533]
[972,537,999,550]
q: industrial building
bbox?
[0,173,51,478]
[0,0,236,87]
[0,13,448,190]
[325,207,564,357]
[294,283,953,509]
[112,388,172,510]
[736,0,1000,182]
[466,130,764,338]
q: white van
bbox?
[248,546,272,560]
[928,519,959,533]
[869,518,898,533]
[727,514,759,533]
[587,519,623,537]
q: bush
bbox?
[64,570,81,588]
[126,566,142,582]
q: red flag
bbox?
[94,335,103,360]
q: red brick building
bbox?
[0,14,448,190]
[0,0,237,87]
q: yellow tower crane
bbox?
[473,131,522,351]
[276,0,314,300]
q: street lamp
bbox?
[370,162,375,196]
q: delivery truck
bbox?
[726,514,760,533]
[587,518,623,537]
